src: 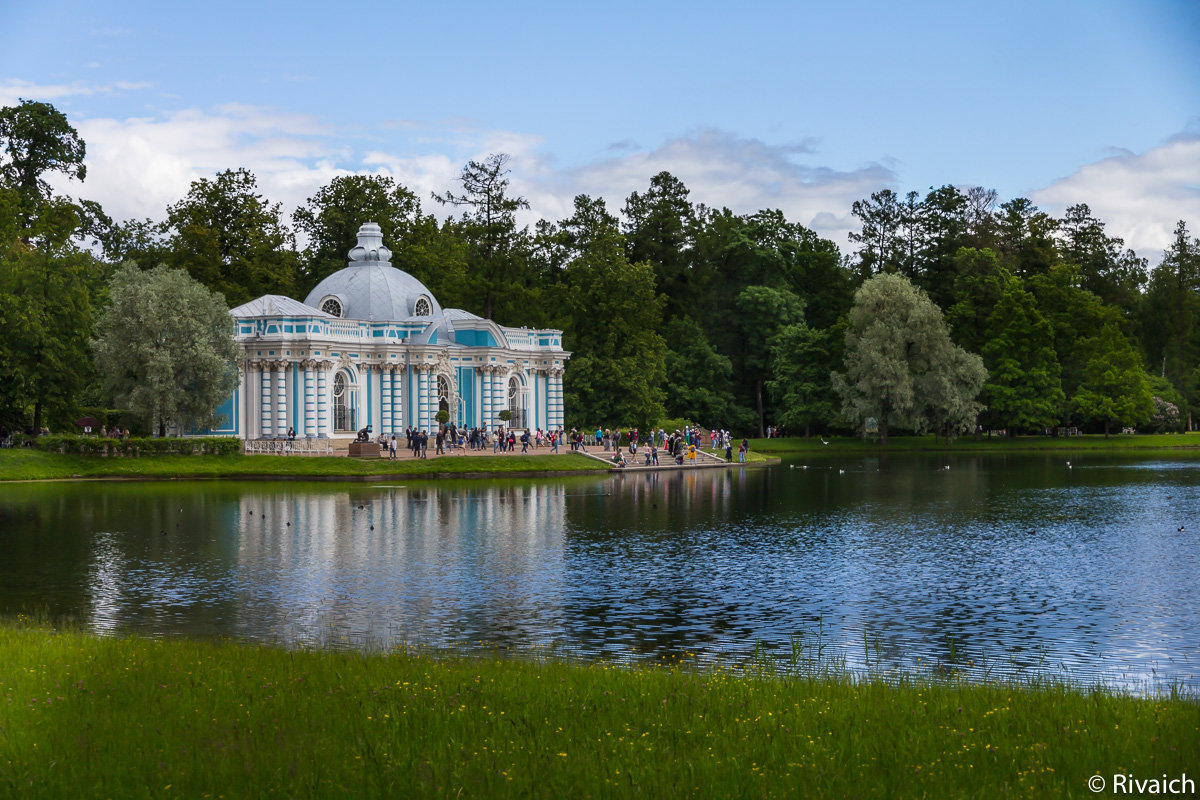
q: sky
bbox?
[1,0,1197,261]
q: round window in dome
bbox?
[320,296,343,318]
[414,296,432,317]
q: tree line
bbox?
[2,99,1197,439]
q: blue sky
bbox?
[2,0,1197,259]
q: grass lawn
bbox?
[1,623,1195,798]
[750,432,1200,455]
[0,449,607,482]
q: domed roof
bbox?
[302,223,442,322]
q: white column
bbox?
[381,366,393,434]
[493,369,507,428]
[390,367,404,433]
[480,367,491,430]
[259,360,273,438]
[275,361,288,437]
[303,361,316,438]
[316,362,330,438]
[550,368,564,429]
[417,367,430,432]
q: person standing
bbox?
[389,435,397,460]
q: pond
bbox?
[2,453,1198,691]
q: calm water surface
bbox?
[2,453,1198,690]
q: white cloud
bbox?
[0,79,152,108]
[46,98,1199,266]
[62,105,339,222]
[1033,132,1200,262]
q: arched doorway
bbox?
[332,370,358,432]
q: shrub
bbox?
[27,434,242,457]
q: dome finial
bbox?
[348,222,392,263]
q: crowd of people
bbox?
[362,421,752,466]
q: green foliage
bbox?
[0,189,101,432]
[23,434,241,456]
[433,153,534,323]
[497,409,513,422]
[736,285,804,436]
[1072,325,1155,435]
[661,317,739,428]
[976,269,1065,432]
[163,168,297,307]
[0,99,86,229]
[768,321,843,437]
[622,172,699,321]
[1140,221,1200,418]
[559,196,666,428]
[92,263,239,436]
[292,174,470,302]
[435,409,450,424]
[833,274,986,443]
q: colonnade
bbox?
[246,357,565,439]
[250,358,334,439]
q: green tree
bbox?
[622,172,699,321]
[736,285,804,437]
[848,189,903,278]
[92,263,239,437]
[1059,204,1146,317]
[1027,264,1121,399]
[559,195,665,428]
[662,317,737,428]
[164,168,297,307]
[0,188,100,433]
[768,321,843,437]
[292,174,468,300]
[1071,324,1154,436]
[977,272,1065,433]
[433,153,532,322]
[1140,221,1200,425]
[0,99,86,230]
[995,197,1057,278]
[832,273,985,444]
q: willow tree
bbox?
[92,263,239,437]
[832,273,986,444]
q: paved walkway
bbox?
[343,438,747,471]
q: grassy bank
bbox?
[751,432,1200,455]
[0,449,607,482]
[2,625,1195,799]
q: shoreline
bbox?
[0,448,778,483]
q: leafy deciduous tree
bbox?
[92,263,239,437]
[832,273,985,444]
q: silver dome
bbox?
[302,223,441,321]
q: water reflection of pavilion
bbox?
[232,484,568,649]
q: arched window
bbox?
[437,374,450,418]
[320,296,343,317]
[413,297,432,316]
[332,371,355,431]
[507,376,526,428]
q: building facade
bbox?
[206,223,569,439]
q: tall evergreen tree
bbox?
[433,153,532,322]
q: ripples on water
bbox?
[1,454,1198,693]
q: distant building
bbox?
[202,223,568,438]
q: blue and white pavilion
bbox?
[212,223,568,439]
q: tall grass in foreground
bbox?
[1,624,1195,799]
